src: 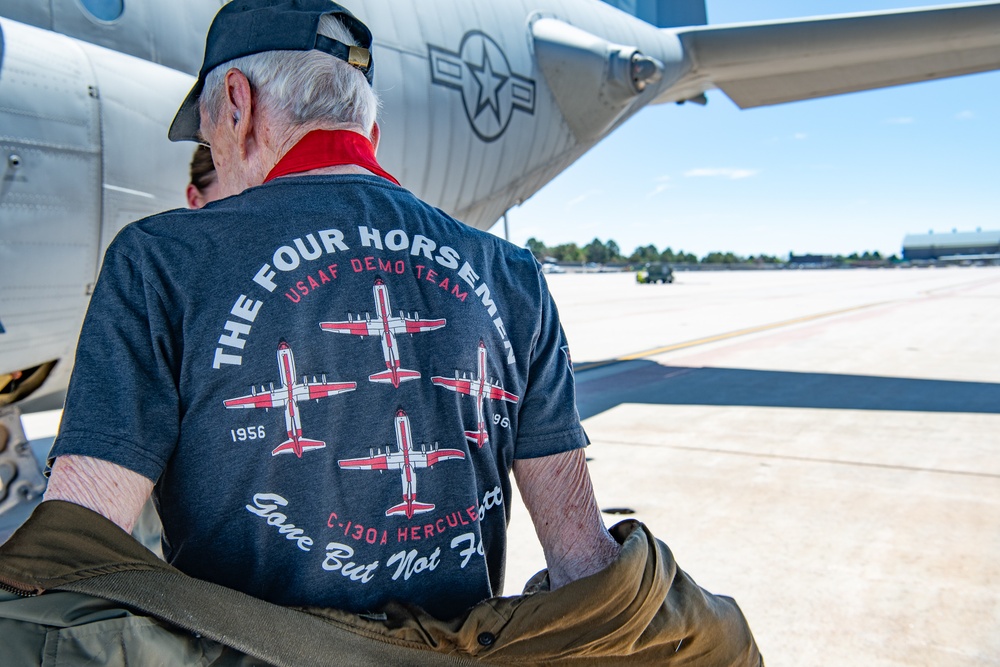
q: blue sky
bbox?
[496,0,1000,259]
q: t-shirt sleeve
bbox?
[49,237,179,482]
[513,270,589,459]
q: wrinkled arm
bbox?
[514,448,620,590]
[44,455,152,534]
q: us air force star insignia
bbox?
[428,31,536,142]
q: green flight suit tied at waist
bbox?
[0,501,762,666]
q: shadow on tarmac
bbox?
[575,360,1000,420]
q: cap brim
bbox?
[168,82,204,143]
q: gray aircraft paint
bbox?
[1,0,999,410]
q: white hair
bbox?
[201,13,378,133]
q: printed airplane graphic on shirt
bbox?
[338,408,466,519]
[432,340,519,448]
[319,278,446,388]
[223,340,356,457]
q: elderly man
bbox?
[43,0,618,618]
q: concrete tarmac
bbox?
[503,266,1000,666]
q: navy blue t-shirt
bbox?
[51,175,586,618]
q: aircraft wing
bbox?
[423,449,467,467]
[431,376,474,395]
[223,390,286,410]
[292,381,357,402]
[485,384,520,404]
[662,2,1000,108]
[388,317,447,335]
[320,319,380,336]
[338,453,391,470]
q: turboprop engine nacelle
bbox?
[531,18,686,143]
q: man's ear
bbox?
[186,183,204,209]
[224,68,255,158]
[370,122,381,154]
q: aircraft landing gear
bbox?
[0,406,47,542]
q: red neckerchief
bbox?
[263,129,399,185]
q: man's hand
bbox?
[513,448,620,590]
[44,455,152,534]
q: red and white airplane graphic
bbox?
[431,340,519,448]
[338,408,465,519]
[223,340,356,458]
[320,278,445,388]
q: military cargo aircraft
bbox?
[1,0,1000,421]
[320,277,447,388]
[338,408,466,519]
[222,340,356,458]
[432,340,520,448]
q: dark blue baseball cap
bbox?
[168,0,374,143]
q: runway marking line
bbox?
[596,438,1000,480]
[920,274,1000,296]
[575,301,891,373]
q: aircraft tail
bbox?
[600,0,707,27]
[386,499,435,518]
[272,437,326,457]
[369,368,421,385]
[464,429,489,448]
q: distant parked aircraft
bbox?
[432,340,520,448]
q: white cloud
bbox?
[566,190,602,207]
[683,168,759,180]
[644,175,675,197]
[646,182,674,198]
[793,133,808,140]
[954,110,975,121]
[886,117,915,125]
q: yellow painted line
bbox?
[575,301,890,373]
[920,274,1000,296]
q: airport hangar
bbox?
[902,229,1000,261]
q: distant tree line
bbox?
[843,251,887,261]
[525,237,897,266]
[528,237,784,265]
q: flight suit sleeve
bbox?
[513,270,589,459]
[48,235,180,482]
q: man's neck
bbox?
[269,122,369,169]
